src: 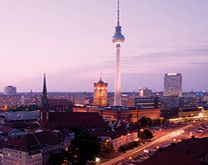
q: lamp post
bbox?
[139,128,144,140]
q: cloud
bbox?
[126,47,208,60]
[189,62,208,66]
[121,46,208,71]
[188,47,208,53]
[53,46,208,78]
[12,45,208,92]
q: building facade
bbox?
[73,107,161,123]
[128,96,161,110]
[4,86,17,95]
[139,88,152,97]
[2,131,61,165]
[0,111,39,121]
[110,132,138,151]
[2,148,42,165]
[164,73,182,97]
[93,78,108,107]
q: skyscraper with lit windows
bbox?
[164,73,182,97]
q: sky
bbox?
[0,0,207,92]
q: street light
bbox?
[95,157,100,163]
[139,128,144,140]
[189,131,193,138]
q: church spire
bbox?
[43,73,47,95]
[98,77,104,83]
[41,73,48,109]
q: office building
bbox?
[4,86,17,95]
[135,96,161,109]
[164,73,182,97]
[139,87,152,97]
[179,96,197,109]
[161,96,180,119]
[128,96,161,109]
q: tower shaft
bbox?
[114,44,122,106]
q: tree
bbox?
[100,139,114,156]
[143,129,153,139]
[138,128,153,139]
[49,152,64,165]
[68,129,101,165]
[139,117,152,127]
[49,150,70,165]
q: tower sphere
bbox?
[112,26,125,44]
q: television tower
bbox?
[112,0,125,106]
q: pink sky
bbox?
[0,0,207,92]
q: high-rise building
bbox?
[3,86,17,95]
[112,0,125,106]
[93,78,108,107]
[164,73,182,97]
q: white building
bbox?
[111,132,138,151]
[4,86,17,95]
[164,73,182,97]
[139,87,153,97]
[2,148,42,165]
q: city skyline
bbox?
[0,0,207,92]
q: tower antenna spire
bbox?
[117,0,120,26]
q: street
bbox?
[100,121,208,165]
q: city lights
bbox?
[0,0,207,165]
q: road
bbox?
[100,123,194,165]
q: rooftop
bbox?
[47,112,108,129]
[141,137,208,165]
[4,130,60,152]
